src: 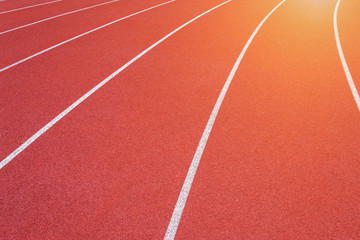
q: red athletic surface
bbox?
[1,0,359,239]
[0,0,61,13]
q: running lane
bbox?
[0,0,61,15]
[1,0,281,238]
[175,0,360,239]
[0,0,170,67]
[0,0,218,162]
[0,0,118,33]
[337,0,360,93]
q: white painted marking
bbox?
[0,0,231,170]
[0,0,175,73]
[163,1,287,239]
[0,0,119,35]
[0,0,62,15]
[334,0,360,111]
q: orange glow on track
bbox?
[0,0,359,239]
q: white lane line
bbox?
[334,0,360,111]
[0,0,231,170]
[0,0,119,35]
[0,0,175,73]
[163,1,287,239]
[0,0,62,15]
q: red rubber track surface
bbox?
[176,0,360,239]
[1,0,360,239]
[0,0,172,66]
[0,0,225,160]
[339,0,360,92]
[0,0,61,13]
[0,0,114,31]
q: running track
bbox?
[1,0,360,239]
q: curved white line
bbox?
[163,1,287,239]
[0,0,62,15]
[0,0,231,169]
[0,0,119,35]
[334,0,360,111]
